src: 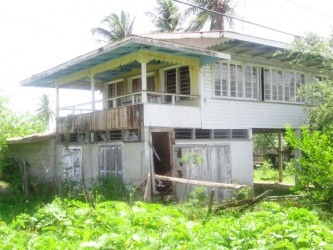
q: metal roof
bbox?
[21,31,332,88]
[141,31,332,74]
[21,36,230,88]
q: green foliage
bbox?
[254,160,295,184]
[0,158,24,204]
[285,126,333,202]
[298,79,333,129]
[146,0,183,32]
[185,0,236,31]
[36,94,54,130]
[260,160,273,179]
[233,186,253,200]
[280,32,333,70]
[91,174,128,202]
[0,90,45,152]
[91,11,135,43]
[0,199,332,249]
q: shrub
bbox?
[285,126,333,203]
[91,173,128,201]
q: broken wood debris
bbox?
[215,190,273,212]
[154,174,246,190]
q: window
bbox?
[215,62,306,103]
[195,129,211,139]
[108,80,124,108]
[174,128,249,140]
[263,68,305,103]
[99,145,123,179]
[174,128,193,139]
[215,62,259,100]
[164,66,191,102]
[132,75,155,92]
[62,147,82,179]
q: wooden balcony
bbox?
[58,105,143,133]
[57,91,201,134]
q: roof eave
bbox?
[21,36,230,87]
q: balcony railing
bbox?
[59,91,200,117]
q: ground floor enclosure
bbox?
[6,128,253,201]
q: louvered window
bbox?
[164,66,191,103]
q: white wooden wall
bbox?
[144,104,201,128]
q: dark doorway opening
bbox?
[151,131,173,175]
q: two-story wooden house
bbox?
[13,31,325,198]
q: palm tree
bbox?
[186,0,235,31]
[146,0,183,32]
[37,94,54,130]
[91,11,135,43]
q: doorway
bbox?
[151,130,173,175]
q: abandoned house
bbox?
[6,31,327,199]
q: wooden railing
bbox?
[59,91,200,117]
[57,104,144,133]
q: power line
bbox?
[284,0,333,19]
[173,0,301,38]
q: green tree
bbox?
[285,126,333,202]
[0,91,45,153]
[282,33,333,202]
[281,32,333,71]
[146,0,183,32]
[91,11,135,43]
[280,33,333,130]
[185,0,235,31]
[37,94,54,130]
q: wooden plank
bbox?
[154,174,246,189]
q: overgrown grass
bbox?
[254,160,296,184]
[0,198,332,249]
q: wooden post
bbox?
[143,174,151,202]
[55,83,59,134]
[90,76,95,111]
[278,130,283,183]
[141,63,147,103]
[208,189,215,214]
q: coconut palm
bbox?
[37,94,54,130]
[146,0,183,32]
[91,11,135,43]
[186,0,235,31]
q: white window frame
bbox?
[262,67,306,103]
[214,61,260,100]
[214,61,307,104]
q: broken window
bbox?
[62,147,82,179]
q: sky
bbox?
[0,0,333,113]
